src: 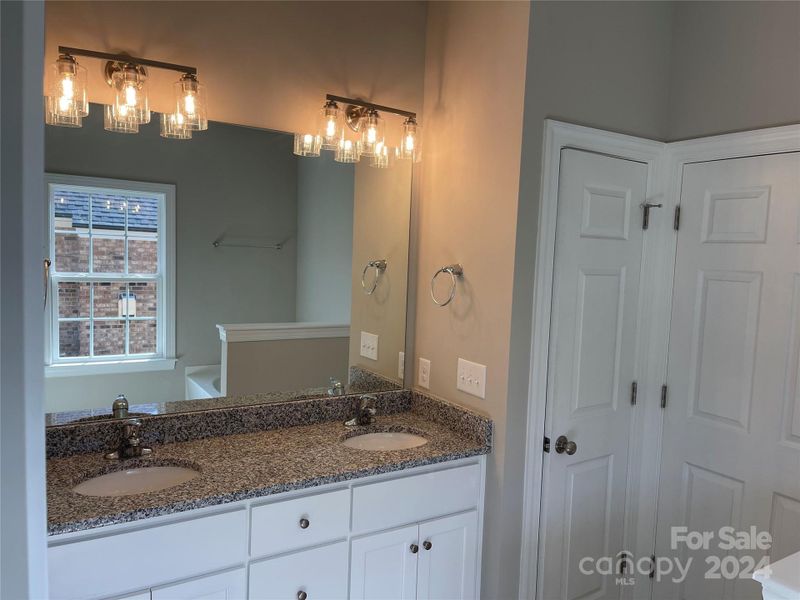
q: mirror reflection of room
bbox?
[45,104,411,418]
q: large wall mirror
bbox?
[45,105,412,424]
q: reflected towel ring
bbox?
[361,259,387,295]
[430,264,463,306]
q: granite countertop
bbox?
[47,392,491,536]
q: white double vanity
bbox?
[49,458,485,600]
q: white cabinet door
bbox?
[539,148,648,600]
[417,512,479,600]
[249,541,348,600]
[111,593,151,600]
[151,568,246,600]
[350,524,419,600]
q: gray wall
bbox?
[45,106,299,411]
[502,2,675,597]
[667,0,800,140]
[296,153,354,323]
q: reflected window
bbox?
[45,175,175,374]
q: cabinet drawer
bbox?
[352,463,480,533]
[250,488,350,558]
[49,509,247,600]
[249,541,348,600]
[151,567,246,599]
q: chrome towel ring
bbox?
[361,259,387,295]
[430,264,463,306]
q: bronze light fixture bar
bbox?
[58,46,197,75]
[326,93,415,121]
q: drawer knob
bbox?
[299,518,310,529]
[410,543,419,554]
[297,591,307,600]
[423,541,432,550]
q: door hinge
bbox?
[660,385,668,408]
[641,202,663,230]
[649,554,656,579]
[674,205,681,231]
[543,436,551,453]
[631,381,638,405]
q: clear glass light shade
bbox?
[45,55,88,127]
[370,141,392,169]
[293,133,322,157]
[398,117,422,162]
[359,109,385,157]
[160,112,192,139]
[103,105,139,134]
[318,101,341,150]
[112,64,150,125]
[335,138,360,164]
[175,74,208,131]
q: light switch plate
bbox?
[398,352,405,380]
[418,357,430,389]
[457,358,486,399]
[360,331,379,361]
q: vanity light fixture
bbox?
[295,94,420,169]
[46,46,207,139]
[397,116,422,163]
[318,99,342,150]
[45,52,89,127]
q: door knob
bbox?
[410,543,419,554]
[555,435,577,455]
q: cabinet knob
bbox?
[299,517,310,529]
[297,591,307,600]
[423,541,432,550]
[410,543,419,554]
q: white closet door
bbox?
[654,152,800,600]
[539,148,648,600]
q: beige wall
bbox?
[45,1,427,142]
[349,160,412,383]
[224,337,349,397]
[415,2,530,598]
[667,0,800,140]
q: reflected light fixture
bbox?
[318,100,342,150]
[397,116,422,162]
[293,133,322,157]
[45,53,88,127]
[335,138,360,163]
[175,73,208,131]
[371,141,392,169]
[160,112,192,139]
[103,104,139,134]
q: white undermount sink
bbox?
[73,465,200,497]
[342,431,428,451]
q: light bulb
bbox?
[175,73,208,131]
[398,117,422,162]
[317,100,341,150]
[45,54,88,127]
[293,132,321,157]
[112,64,150,125]
[359,109,384,157]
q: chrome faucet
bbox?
[105,418,152,460]
[112,394,129,419]
[345,395,377,427]
[328,377,345,396]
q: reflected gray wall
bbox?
[45,107,299,411]
[296,153,354,323]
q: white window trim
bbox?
[44,173,176,378]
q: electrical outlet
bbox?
[398,352,405,380]
[359,331,379,361]
[457,358,486,399]
[418,357,431,389]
